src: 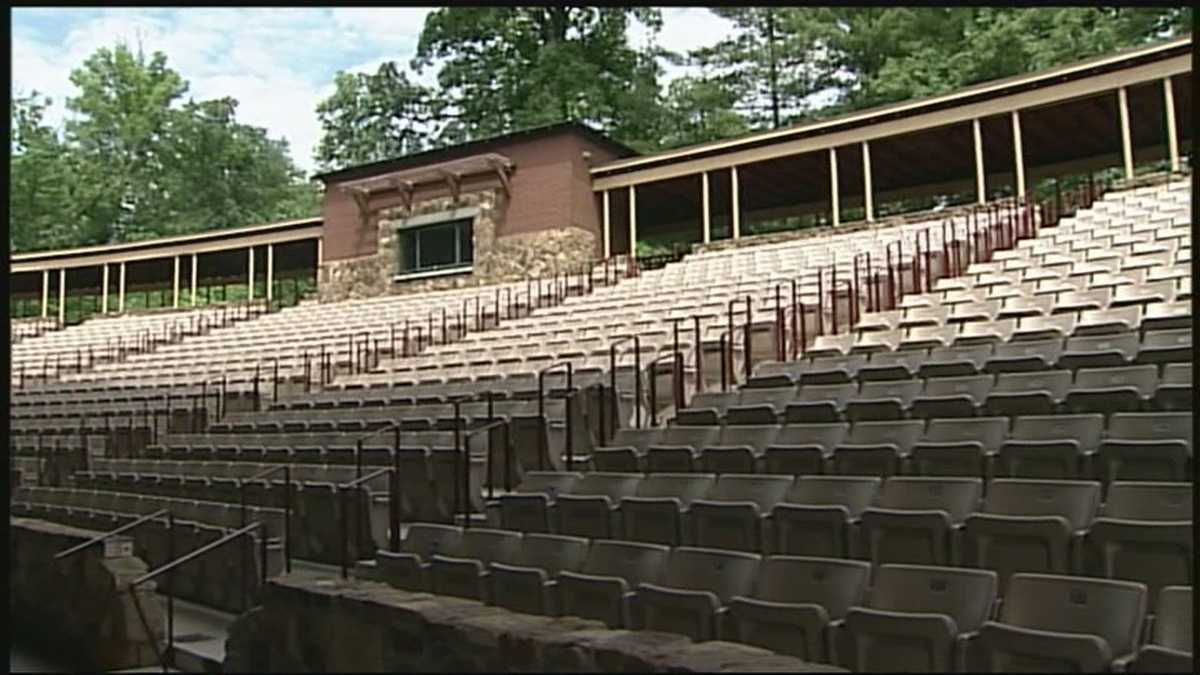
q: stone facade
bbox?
[319,188,598,303]
[224,575,848,672]
[10,518,166,671]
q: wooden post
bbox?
[602,190,611,258]
[173,256,181,309]
[628,185,637,256]
[118,262,126,313]
[101,264,109,314]
[730,166,741,239]
[973,118,986,204]
[829,148,840,227]
[247,246,256,301]
[1163,77,1180,172]
[701,171,711,243]
[1117,86,1134,180]
[862,141,874,222]
[191,253,199,306]
[1011,111,1026,198]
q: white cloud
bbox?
[12,7,731,176]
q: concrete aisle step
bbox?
[161,597,235,673]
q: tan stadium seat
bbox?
[496,471,583,533]
[636,546,761,641]
[429,528,523,602]
[766,476,882,558]
[618,473,716,546]
[557,539,671,628]
[763,423,850,476]
[688,474,794,551]
[553,472,643,539]
[859,476,983,566]
[489,532,590,615]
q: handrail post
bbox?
[743,295,753,382]
[693,315,704,393]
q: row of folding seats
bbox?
[594,414,1192,482]
[80,460,365,487]
[375,525,1192,671]
[483,472,1192,606]
[753,328,1190,385]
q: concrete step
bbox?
[162,597,234,673]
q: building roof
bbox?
[591,34,1192,179]
[313,120,640,184]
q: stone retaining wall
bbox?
[10,517,165,671]
[224,575,846,673]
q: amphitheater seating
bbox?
[1132,586,1194,672]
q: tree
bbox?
[314,62,446,171]
[9,93,87,251]
[658,50,749,149]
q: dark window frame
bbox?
[394,217,474,276]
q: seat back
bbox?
[844,420,926,450]
[702,474,794,511]
[1102,482,1192,521]
[982,479,1101,530]
[873,477,984,524]
[772,423,850,450]
[752,555,870,612]
[922,417,1010,450]
[630,473,716,508]
[1152,586,1193,652]
[869,563,998,632]
[657,546,761,604]
[513,532,591,577]
[785,476,882,517]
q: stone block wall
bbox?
[319,188,598,303]
[10,517,165,671]
[224,575,847,673]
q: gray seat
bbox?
[1132,586,1193,673]
[763,423,850,476]
[996,414,1104,479]
[723,556,872,663]
[1152,362,1191,411]
[767,476,882,558]
[489,533,590,616]
[976,573,1147,672]
[1084,482,1192,611]
[799,354,870,385]
[375,523,464,592]
[832,420,926,477]
[840,564,998,673]
[553,472,643,539]
[1098,412,1192,483]
[619,473,716,546]
[910,375,994,419]
[636,546,762,642]
[1062,365,1157,415]
[910,417,1009,477]
[984,339,1064,374]
[688,474,794,551]
[497,471,583,533]
[857,350,929,382]
[843,380,923,422]
[394,449,438,521]
[918,344,994,378]
[592,428,661,472]
[674,392,737,426]
[429,528,523,602]
[557,539,671,628]
[859,477,983,567]
[784,383,858,423]
[644,426,721,473]
[725,388,794,425]
[1056,332,1140,370]
[962,479,1102,593]
[699,425,780,474]
[983,370,1073,416]
[1136,328,1192,366]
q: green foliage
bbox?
[10,43,318,253]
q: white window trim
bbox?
[392,265,473,282]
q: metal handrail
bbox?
[606,335,643,437]
[646,351,684,426]
[536,361,576,472]
[253,356,281,409]
[353,421,402,483]
[54,508,171,560]
[459,413,512,501]
[238,464,293,573]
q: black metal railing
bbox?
[536,361,576,471]
[238,464,293,573]
[338,466,392,579]
[603,335,642,440]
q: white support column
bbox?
[317,238,324,266]
[1011,111,1026,199]
[191,253,199,306]
[172,256,181,309]
[266,244,275,303]
[627,185,637,256]
[41,269,49,318]
[602,190,611,258]
[247,246,256,301]
[861,141,875,222]
[1117,86,1134,180]
[973,118,986,204]
[118,262,126,313]
[1162,77,1180,172]
[101,264,110,314]
[701,172,712,244]
[829,148,840,227]
[731,166,741,239]
[58,268,66,325]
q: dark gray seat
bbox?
[983,370,1073,417]
[995,414,1104,479]
[763,422,850,476]
[688,474,794,551]
[910,375,994,419]
[554,472,643,539]
[858,477,984,567]
[618,473,716,546]
[489,533,591,616]
[557,539,671,628]
[843,379,923,422]
[1098,412,1192,483]
[767,476,882,558]
[699,425,780,474]
[784,383,858,423]
[1056,332,1140,370]
[636,546,762,642]
[1062,365,1158,416]
[831,420,926,478]
[1132,586,1193,673]
[918,344,994,378]
[909,417,1009,477]
[984,339,1065,374]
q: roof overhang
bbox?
[339,153,515,218]
[11,217,323,273]
[591,36,1191,190]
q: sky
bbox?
[12,7,736,176]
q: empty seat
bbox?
[910,417,1009,477]
[857,350,928,382]
[497,471,583,533]
[489,533,590,616]
[763,423,850,476]
[910,375,994,419]
[832,420,925,478]
[784,383,857,423]
[843,380,923,422]
[1084,482,1192,609]
[963,479,1102,592]
[725,389,793,424]
[553,472,643,539]
[768,476,882,558]
[798,355,870,385]
[429,528,523,602]
[918,344,994,379]
[976,573,1147,672]
[1152,362,1191,411]
[996,414,1104,479]
[644,426,721,473]
[840,564,998,672]
[636,546,761,641]
[859,477,984,566]
[688,474,794,551]
[375,523,463,592]
[699,425,779,474]
[724,556,872,663]
[1056,332,1140,370]
[592,428,661,473]
[983,370,1073,417]
[1098,412,1192,482]
[1062,365,1157,415]
[619,473,716,546]
[557,539,671,628]
[1132,586,1193,673]
[1136,328,1192,366]
[984,339,1064,374]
